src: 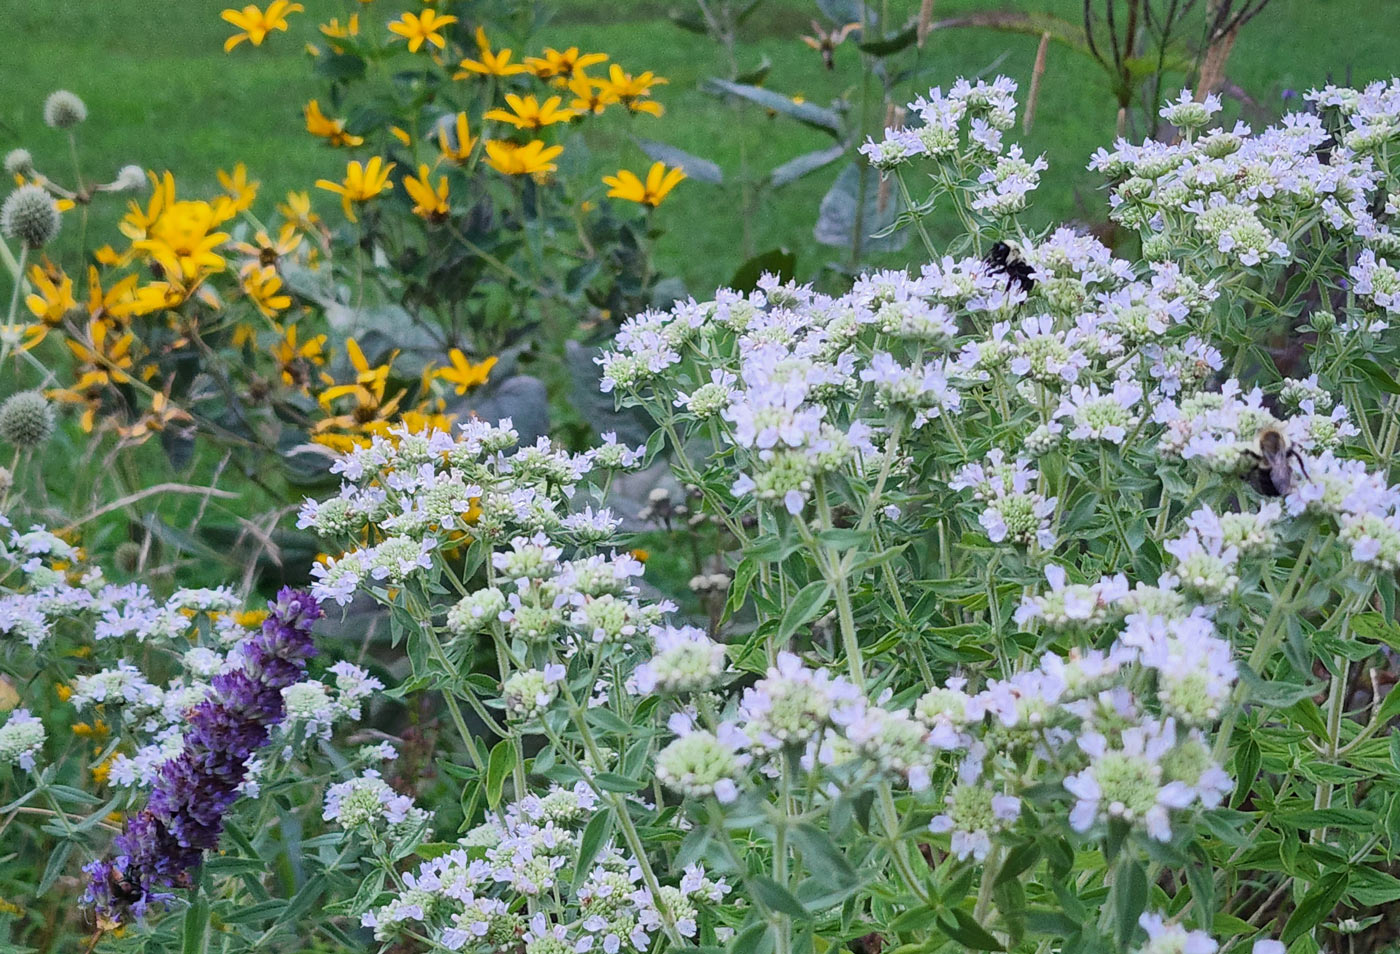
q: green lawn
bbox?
[2,0,1391,294]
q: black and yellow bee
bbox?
[984,240,1035,293]
[1241,425,1307,497]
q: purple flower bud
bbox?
[84,588,322,921]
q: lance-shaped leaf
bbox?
[634,138,724,184]
[701,78,844,137]
[857,20,918,56]
[769,144,847,188]
[813,162,909,255]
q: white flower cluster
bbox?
[0,708,44,770]
[357,782,729,954]
[0,521,244,650]
[323,768,431,832]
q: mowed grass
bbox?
[1,0,1391,294]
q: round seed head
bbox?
[43,90,87,129]
[0,390,55,449]
[1,185,61,249]
[3,149,34,179]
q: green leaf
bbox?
[751,875,809,919]
[594,772,645,793]
[1353,358,1400,395]
[314,52,367,81]
[857,22,918,55]
[635,138,724,184]
[182,892,210,954]
[730,248,797,293]
[1353,612,1400,650]
[1282,871,1348,944]
[574,811,614,888]
[1238,665,1322,708]
[414,842,461,860]
[1114,857,1148,946]
[37,840,72,896]
[486,738,515,808]
[735,56,772,85]
[701,78,844,136]
[995,841,1040,885]
[770,145,847,188]
[777,581,831,642]
[938,909,1005,951]
[729,921,775,954]
[790,823,858,889]
[813,163,909,255]
[1277,808,1377,830]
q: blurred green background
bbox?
[0,0,1391,294]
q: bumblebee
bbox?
[985,240,1035,293]
[106,865,144,905]
[1241,425,1307,497]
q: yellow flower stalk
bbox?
[220,1,305,52]
[215,163,260,217]
[454,27,526,77]
[85,267,142,325]
[388,9,457,52]
[24,265,77,325]
[600,65,667,116]
[483,140,564,177]
[242,265,292,317]
[436,113,478,163]
[315,157,395,223]
[524,47,608,81]
[403,165,450,222]
[278,190,320,230]
[305,100,365,148]
[485,94,577,132]
[568,75,617,115]
[603,161,686,208]
[273,323,327,389]
[435,349,497,394]
[232,222,304,268]
[319,13,359,43]
[133,201,230,281]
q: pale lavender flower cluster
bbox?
[358,781,729,954]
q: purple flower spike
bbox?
[84,588,322,922]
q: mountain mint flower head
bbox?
[1,184,61,249]
[43,89,88,128]
[0,709,44,770]
[630,625,728,694]
[1064,720,1194,841]
[502,665,565,721]
[446,587,507,638]
[0,390,55,449]
[1158,89,1221,131]
[323,769,429,831]
[1134,912,1218,954]
[656,720,750,803]
[929,782,1021,860]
